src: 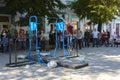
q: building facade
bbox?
[63,0,120,37]
[0,1,11,33]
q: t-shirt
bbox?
[84,31,90,39]
[10,28,15,36]
[76,33,82,39]
[67,25,73,34]
[2,37,8,46]
[112,34,117,39]
[92,31,99,38]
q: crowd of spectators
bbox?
[0,27,119,55]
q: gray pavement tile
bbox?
[0,47,120,80]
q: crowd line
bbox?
[0,28,120,55]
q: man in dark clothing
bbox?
[84,30,90,47]
[106,29,110,46]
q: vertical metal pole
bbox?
[9,40,11,64]
[54,18,68,57]
[28,16,38,60]
[62,22,65,56]
[28,16,33,60]
[15,38,17,66]
[28,36,32,60]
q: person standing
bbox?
[72,30,77,49]
[1,29,6,53]
[111,32,118,46]
[25,31,29,49]
[76,29,83,49]
[40,30,46,51]
[106,29,110,46]
[84,29,90,47]
[92,29,99,47]
[67,23,73,34]
[49,30,55,49]
[1,33,8,54]
[102,31,109,47]
[19,30,26,51]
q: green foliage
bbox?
[5,0,66,25]
[71,0,91,19]
[5,0,66,17]
[71,0,120,26]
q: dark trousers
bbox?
[72,39,76,49]
[102,39,109,47]
[40,40,46,51]
[19,41,26,50]
[76,39,82,49]
[3,45,7,53]
[93,38,99,47]
[84,38,90,47]
[1,44,3,53]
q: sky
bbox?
[61,0,75,4]
[61,0,66,4]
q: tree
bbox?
[5,0,66,25]
[71,0,120,32]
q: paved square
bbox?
[0,47,120,80]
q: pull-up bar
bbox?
[54,18,68,57]
[28,16,46,65]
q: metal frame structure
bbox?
[53,18,68,57]
[28,16,46,65]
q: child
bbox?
[1,33,8,54]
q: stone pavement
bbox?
[0,47,120,80]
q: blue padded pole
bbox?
[28,16,36,59]
[33,16,42,64]
[28,16,37,59]
[28,16,46,65]
[28,16,38,61]
[54,18,68,57]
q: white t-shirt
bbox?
[111,33,117,39]
[92,31,99,38]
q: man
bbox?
[67,23,73,34]
[106,29,110,46]
[84,29,90,47]
[92,29,99,47]
[76,29,83,49]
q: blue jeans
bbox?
[3,45,7,53]
[19,41,26,50]
[93,38,99,47]
[84,38,90,47]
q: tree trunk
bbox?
[98,21,102,32]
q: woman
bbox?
[19,30,26,51]
[1,29,6,53]
[76,29,83,49]
[49,30,55,49]
[40,30,46,51]
[72,30,77,49]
